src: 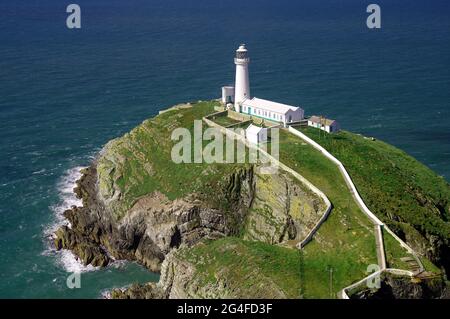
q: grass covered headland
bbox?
[90,100,448,298]
[300,128,450,273]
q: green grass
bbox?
[180,234,378,299]
[97,100,250,219]
[98,101,448,298]
[274,129,378,297]
[180,237,303,298]
[301,128,450,239]
[210,115,241,127]
[298,128,449,272]
[383,230,415,270]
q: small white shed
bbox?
[245,124,268,144]
[221,86,235,104]
[308,116,340,133]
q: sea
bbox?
[0,0,449,298]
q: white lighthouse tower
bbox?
[234,44,250,112]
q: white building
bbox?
[221,44,304,126]
[307,116,340,133]
[245,124,268,144]
[241,97,304,126]
[221,86,234,105]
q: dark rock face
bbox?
[110,282,166,299]
[351,274,449,299]
[53,165,256,272]
[388,221,450,276]
[53,166,146,268]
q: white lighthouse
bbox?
[234,44,250,112]
[220,44,305,127]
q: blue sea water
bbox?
[0,0,449,298]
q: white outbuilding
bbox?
[307,115,340,133]
[221,86,235,104]
[245,124,268,144]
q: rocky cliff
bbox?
[53,101,325,297]
[111,237,303,299]
[53,100,449,299]
[350,273,449,299]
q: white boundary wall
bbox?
[203,114,425,298]
[287,127,425,290]
[339,268,415,299]
[203,116,332,248]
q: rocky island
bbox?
[53,100,450,299]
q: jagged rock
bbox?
[110,245,290,299]
[243,170,324,244]
[350,273,449,299]
[51,103,329,298]
[53,164,259,272]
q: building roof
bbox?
[245,124,266,135]
[308,115,336,126]
[242,97,300,114]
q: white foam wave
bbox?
[43,166,100,273]
[44,165,131,274]
[45,166,84,236]
[32,168,47,175]
[59,249,98,273]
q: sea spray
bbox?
[42,166,98,273]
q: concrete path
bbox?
[203,111,425,298]
[287,126,424,298]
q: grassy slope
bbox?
[173,122,381,298]
[180,237,302,298]
[276,130,378,297]
[210,114,241,127]
[97,101,249,219]
[99,102,447,298]
[182,123,444,298]
[300,128,450,269]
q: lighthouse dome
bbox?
[237,44,247,51]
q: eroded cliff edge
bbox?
[52,100,450,298]
[53,101,326,298]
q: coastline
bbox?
[50,101,450,299]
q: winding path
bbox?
[203,110,425,298]
[203,113,332,249]
[287,126,424,298]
